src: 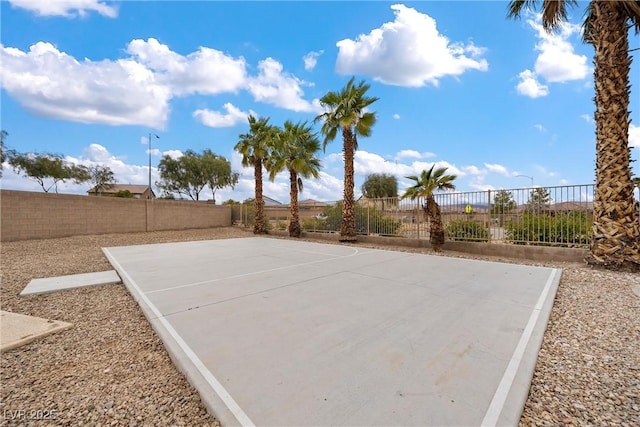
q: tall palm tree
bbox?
[315,77,379,242]
[508,1,640,270]
[401,165,457,250]
[268,121,322,238]
[234,115,275,234]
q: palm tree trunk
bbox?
[254,159,267,234]
[289,168,301,238]
[426,195,445,249]
[585,1,640,270]
[341,128,357,242]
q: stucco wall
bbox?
[0,190,232,242]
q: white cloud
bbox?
[410,160,465,178]
[516,15,589,97]
[534,124,546,132]
[630,124,640,149]
[484,163,510,176]
[529,18,589,83]
[516,70,549,98]
[126,38,247,96]
[247,58,322,112]
[534,164,557,178]
[462,165,482,175]
[303,50,323,71]
[395,149,436,160]
[1,38,321,129]
[353,151,389,175]
[8,0,118,18]
[162,150,183,159]
[335,4,488,87]
[0,42,171,128]
[580,114,593,123]
[193,103,255,128]
[393,113,401,120]
[303,171,344,202]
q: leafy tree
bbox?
[507,1,640,269]
[202,149,239,204]
[401,165,457,250]
[157,150,237,201]
[9,152,90,193]
[491,189,516,215]
[315,77,379,242]
[0,130,12,178]
[89,165,116,195]
[268,121,321,237]
[235,115,277,234]
[157,151,206,200]
[526,187,552,213]
[362,173,398,198]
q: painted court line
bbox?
[481,268,559,427]
[103,248,255,427]
[147,246,366,295]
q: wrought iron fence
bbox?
[238,182,640,248]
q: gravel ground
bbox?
[1,227,639,426]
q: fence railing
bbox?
[236,183,640,248]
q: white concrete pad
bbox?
[20,271,121,296]
[0,311,73,352]
[103,237,561,427]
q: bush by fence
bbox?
[445,220,490,242]
[506,211,590,247]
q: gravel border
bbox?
[2,227,639,426]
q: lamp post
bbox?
[148,133,159,199]
[516,174,533,188]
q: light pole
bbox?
[148,133,159,199]
[516,174,534,188]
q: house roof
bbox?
[87,184,151,194]
[299,199,330,207]
[262,195,283,206]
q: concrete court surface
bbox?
[103,237,561,427]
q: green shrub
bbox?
[301,217,326,231]
[506,212,589,246]
[445,220,489,242]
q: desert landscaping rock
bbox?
[2,227,639,426]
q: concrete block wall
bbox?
[150,199,231,231]
[0,190,232,242]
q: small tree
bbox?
[9,152,90,193]
[401,165,457,250]
[491,189,517,226]
[362,173,398,198]
[0,130,13,178]
[527,187,552,213]
[491,189,516,215]
[157,150,237,201]
[89,165,116,195]
[202,149,239,204]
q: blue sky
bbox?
[1,0,639,203]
